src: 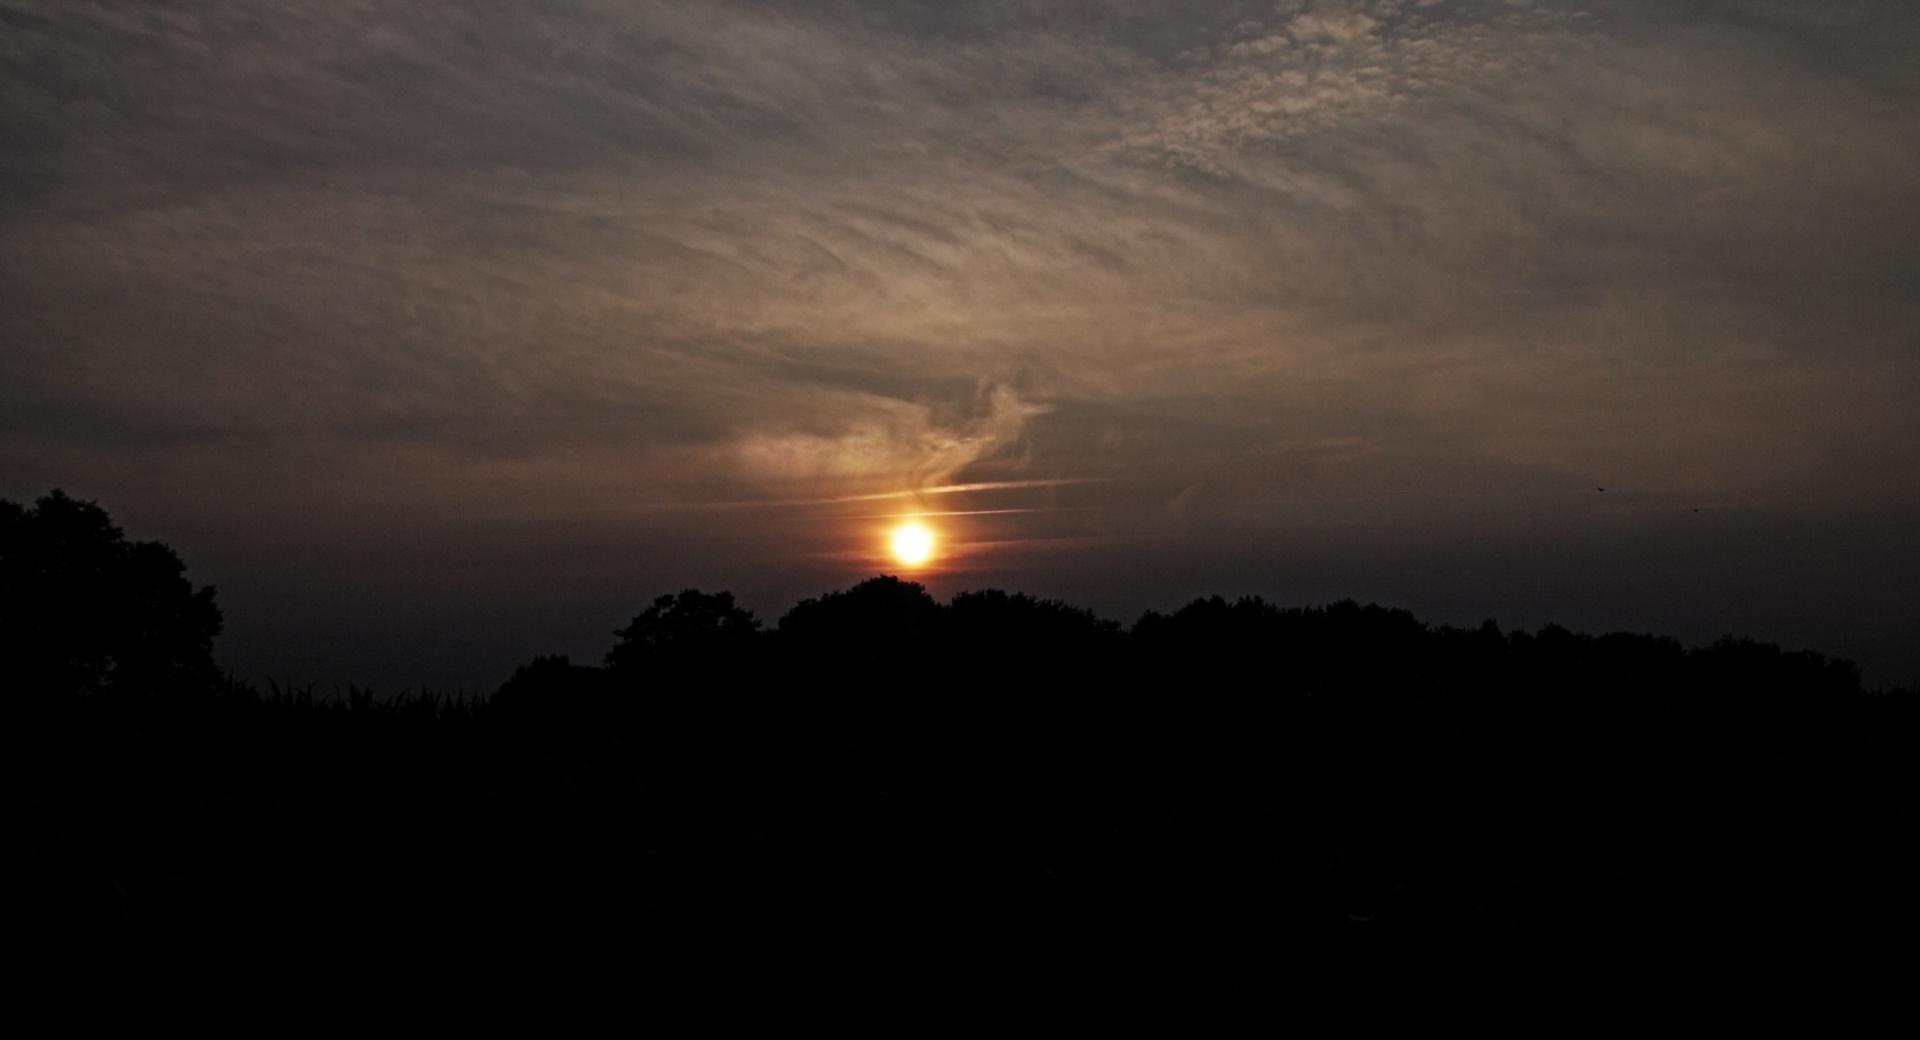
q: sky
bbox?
[5,0,1918,690]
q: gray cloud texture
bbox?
[4,0,1917,684]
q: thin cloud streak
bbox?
[537,479,1105,513]
[833,479,1106,503]
[715,478,1107,509]
[851,509,1082,519]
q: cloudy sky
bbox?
[5,0,1918,689]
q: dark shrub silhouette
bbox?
[1,489,221,698]
[490,653,607,723]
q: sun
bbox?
[890,521,935,566]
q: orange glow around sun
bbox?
[890,521,935,566]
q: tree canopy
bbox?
[605,588,762,675]
[0,490,222,697]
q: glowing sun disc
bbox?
[890,522,935,565]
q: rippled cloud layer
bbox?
[4,1,1917,684]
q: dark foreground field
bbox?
[14,579,1917,1007]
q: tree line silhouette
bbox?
[10,490,1916,1001]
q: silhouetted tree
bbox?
[776,575,940,671]
[0,489,222,698]
[947,589,1121,664]
[605,589,763,675]
[944,588,1122,727]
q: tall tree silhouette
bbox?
[0,490,221,697]
[775,575,940,672]
[605,589,763,675]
